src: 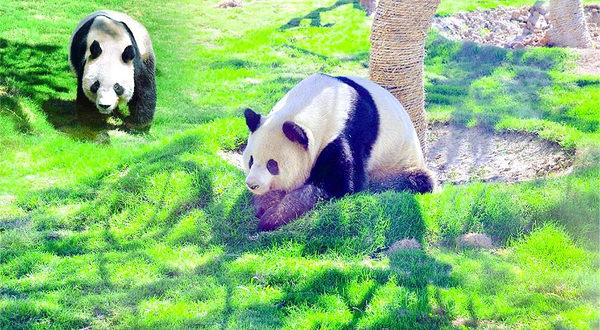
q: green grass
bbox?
[1,0,599,329]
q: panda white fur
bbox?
[243,73,435,231]
[69,10,156,128]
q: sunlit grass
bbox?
[0,0,598,329]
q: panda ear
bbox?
[122,45,135,63]
[90,40,102,59]
[282,121,308,149]
[244,108,262,133]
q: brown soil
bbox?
[425,123,573,185]
[432,4,600,49]
[219,123,574,186]
[572,48,600,76]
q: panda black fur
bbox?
[243,73,435,231]
[69,10,156,128]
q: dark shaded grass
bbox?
[425,35,600,141]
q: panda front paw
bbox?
[253,190,286,219]
[257,204,289,231]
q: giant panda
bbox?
[243,73,435,231]
[69,10,156,128]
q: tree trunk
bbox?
[547,0,592,48]
[369,0,440,149]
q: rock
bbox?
[215,0,243,8]
[528,17,537,29]
[94,131,110,144]
[537,17,549,29]
[388,238,421,252]
[457,233,493,249]
[533,1,549,15]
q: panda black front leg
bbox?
[253,189,286,219]
[308,136,365,197]
[258,184,328,231]
[258,137,362,231]
[126,62,156,130]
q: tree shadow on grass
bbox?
[279,0,364,31]
[0,94,32,133]
[425,34,598,133]
[0,39,70,100]
[5,128,458,329]
[0,38,130,141]
[268,249,453,329]
[0,38,71,131]
[206,189,457,328]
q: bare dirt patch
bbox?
[432,4,600,49]
[219,123,574,186]
[432,4,600,75]
[572,48,600,76]
[425,123,572,185]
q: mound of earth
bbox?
[219,124,574,186]
[432,3,600,49]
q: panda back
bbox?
[268,73,357,155]
[342,76,425,177]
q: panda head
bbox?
[242,108,313,195]
[82,39,135,114]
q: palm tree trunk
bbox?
[369,0,440,149]
[547,0,592,48]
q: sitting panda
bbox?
[69,10,156,129]
[243,73,435,231]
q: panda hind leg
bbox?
[369,167,436,194]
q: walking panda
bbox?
[69,10,156,128]
[243,73,435,231]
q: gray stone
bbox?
[533,1,549,15]
[457,233,493,249]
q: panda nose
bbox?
[98,104,111,109]
[247,183,260,190]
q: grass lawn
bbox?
[0,0,598,329]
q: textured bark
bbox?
[547,0,592,48]
[369,0,441,149]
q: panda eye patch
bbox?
[114,83,124,96]
[249,156,253,169]
[90,81,100,93]
[267,159,279,175]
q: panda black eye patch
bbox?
[114,83,124,96]
[249,156,254,169]
[90,81,100,93]
[267,159,279,175]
